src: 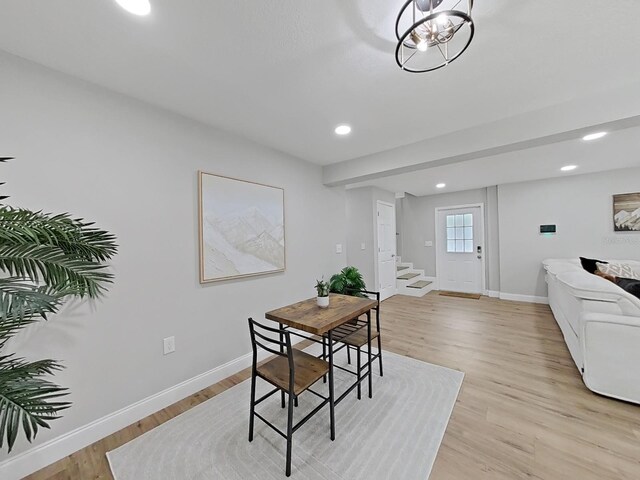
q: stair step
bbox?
[408,280,432,289]
[397,272,420,280]
[396,266,409,271]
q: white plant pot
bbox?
[317,296,330,308]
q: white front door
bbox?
[437,206,484,294]
[377,201,397,300]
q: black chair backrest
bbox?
[344,289,381,330]
[248,318,295,374]
[345,288,380,306]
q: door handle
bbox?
[477,255,482,259]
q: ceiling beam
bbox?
[322,82,640,187]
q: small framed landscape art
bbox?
[198,171,285,283]
[613,192,640,232]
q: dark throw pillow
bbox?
[580,257,608,274]
[615,278,640,300]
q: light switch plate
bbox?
[163,336,175,355]
[336,244,343,254]
[424,241,433,247]
[360,243,366,250]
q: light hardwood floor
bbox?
[26,292,640,479]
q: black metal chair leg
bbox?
[279,323,286,408]
[357,346,361,400]
[285,392,294,477]
[346,344,351,364]
[367,311,373,399]
[248,370,256,442]
[377,334,384,377]
[328,330,335,441]
[294,396,298,407]
[322,336,327,383]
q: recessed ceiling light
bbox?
[436,183,446,189]
[115,0,151,16]
[582,131,607,141]
[561,165,577,172]
[334,125,351,136]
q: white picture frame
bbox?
[198,171,285,283]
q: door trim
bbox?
[434,203,486,294]
[375,200,397,300]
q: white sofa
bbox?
[543,258,640,404]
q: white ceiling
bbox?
[1,0,640,171]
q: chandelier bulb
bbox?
[417,40,429,52]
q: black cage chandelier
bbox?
[395,0,474,73]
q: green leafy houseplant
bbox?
[329,266,366,297]
[315,279,330,308]
[315,279,329,297]
[0,157,117,452]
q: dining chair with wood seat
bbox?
[248,317,334,477]
[323,289,383,400]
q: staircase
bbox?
[395,258,435,297]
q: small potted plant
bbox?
[329,266,367,297]
[316,278,330,308]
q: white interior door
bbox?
[437,206,484,294]
[377,201,397,300]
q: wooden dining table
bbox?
[265,293,377,440]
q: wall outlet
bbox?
[163,336,175,355]
[360,243,366,250]
[335,244,343,254]
[424,240,433,247]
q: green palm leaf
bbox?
[0,243,113,298]
[0,207,117,263]
[0,355,70,452]
[0,279,60,347]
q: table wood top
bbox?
[265,293,377,335]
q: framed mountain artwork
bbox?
[198,171,285,283]
[613,192,640,232]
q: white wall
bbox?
[395,196,403,258]
[486,186,501,293]
[345,186,395,290]
[498,167,640,298]
[0,52,346,472]
[345,188,375,288]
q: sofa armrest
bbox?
[581,312,640,404]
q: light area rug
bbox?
[107,347,463,479]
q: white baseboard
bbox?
[499,292,549,304]
[486,290,500,298]
[0,342,288,480]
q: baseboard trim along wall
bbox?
[0,342,290,480]
[499,292,549,304]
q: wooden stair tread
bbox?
[397,272,420,280]
[408,280,432,289]
[439,291,481,300]
[396,265,409,271]
[256,349,329,396]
